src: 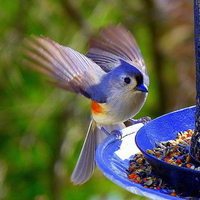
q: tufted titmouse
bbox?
[24,24,149,185]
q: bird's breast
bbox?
[91,101,114,125]
[91,91,147,125]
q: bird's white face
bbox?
[119,74,138,91]
[109,70,147,93]
[96,73,147,125]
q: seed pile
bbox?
[128,153,161,189]
[127,153,177,196]
[147,129,200,170]
[127,129,200,198]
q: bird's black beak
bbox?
[135,84,148,93]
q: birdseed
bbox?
[127,129,200,199]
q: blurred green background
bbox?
[0,0,195,199]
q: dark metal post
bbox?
[190,0,200,161]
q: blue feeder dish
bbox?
[96,107,196,200]
[135,106,200,197]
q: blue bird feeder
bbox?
[96,1,200,199]
[135,106,197,197]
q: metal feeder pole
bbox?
[190,0,200,161]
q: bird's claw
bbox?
[100,126,122,139]
[128,116,151,125]
[110,129,122,139]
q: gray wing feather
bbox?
[70,120,97,185]
[24,35,106,98]
[86,24,149,85]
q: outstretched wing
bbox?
[23,35,106,99]
[86,24,149,85]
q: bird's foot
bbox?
[110,129,122,139]
[128,116,151,125]
[100,126,122,139]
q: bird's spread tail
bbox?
[71,120,125,185]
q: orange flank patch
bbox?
[91,101,103,114]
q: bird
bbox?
[23,24,149,185]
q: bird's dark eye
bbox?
[124,77,131,84]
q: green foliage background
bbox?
[0,0,195,199]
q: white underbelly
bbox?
[92,92,147,125]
